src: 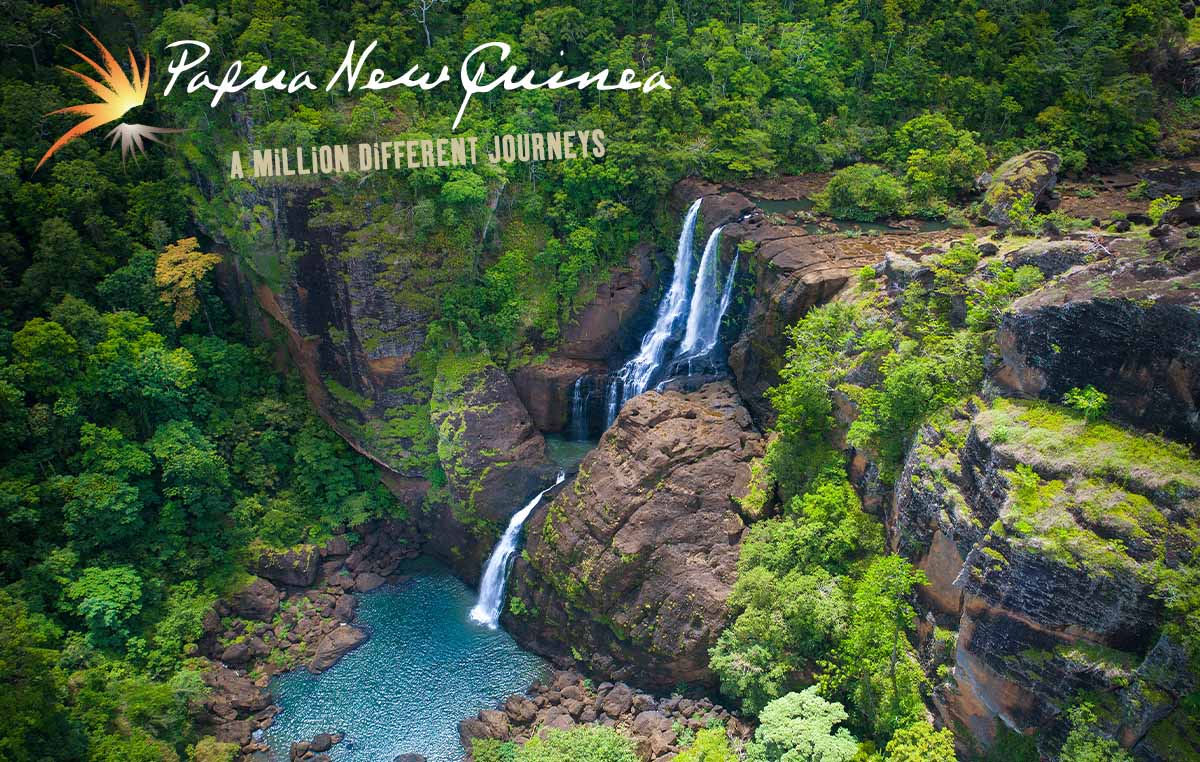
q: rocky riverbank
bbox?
[459,669,751,760]
[194,519,423,757]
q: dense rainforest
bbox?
[2,0,1199,761]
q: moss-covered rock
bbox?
[978,151,1061,226]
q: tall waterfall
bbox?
[678,226,725,357]
[605,198,703,424]
[569,376,588,440]
[682,249,739,363]
[469,470,566,629]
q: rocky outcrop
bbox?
[254,544,320,587]
[893,398,1200,755]
[978,151,1061,226]
[506,381,763,689]
[556,243,662,362]
[459,670,751,760]
[511,357,606,433]
[995,245,1200,446]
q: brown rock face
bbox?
[506,381,764,689]
[994,248,1200,446]
[430,360,556,524]
[511,357,606,433]
[557,244,661,362]
[307,625,368,673]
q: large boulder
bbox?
[307,625,367,673]
[994,247,1200,445]
[892,398,1200,755]
[978,151,1061,226]
[229,577,281,621]
[506,381,764,688]
[254,545,319,587]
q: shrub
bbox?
[1148,195,1182,225]
[1063,386,1108,422]
[814,164,907,221]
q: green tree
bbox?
[66,565,144,647]
[746,687,859,762]
[516,726,639,762]
[884,721,957,762]
[1059,703,1133,762]
[675,727,739,762]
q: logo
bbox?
[37,28,181,171]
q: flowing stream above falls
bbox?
[264,560,546,762]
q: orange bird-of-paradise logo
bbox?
[37,28,182,171]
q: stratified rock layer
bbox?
[995,247,1200,446]
[893,398,1200,756]
[506,381,764,689]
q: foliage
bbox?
[883,721,957,762]
[814,165,907,221]
[745,687,860,762]
[155,238,221,327]
[675,727,740,762]
[514,726,639,762]
[1148,194,1182,225]
[1063,386,1110,422]
[1059,703,1134,762]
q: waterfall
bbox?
[568,376,588,440]
[605,198,703,426]
[469,470,566,629]
[685,250,739,361]
[678,226,725,357]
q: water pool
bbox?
[264,560,546,761]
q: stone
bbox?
[506,382,764,690]
[230,577,281,621]
[503,694,537,724]
[393,756,427,762]
[254,545,319,587]
[354,572,386,592]
[558,244,660,362]
[220,641,251,666]
[978,151,1061,226]
[994,247,1200,445]
[478,709,510,740]
[310,733,334,752]
[1005,239,1099,278]
[511,357,605,433]
[600,684,634,718]
[307,626,367,673]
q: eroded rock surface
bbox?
[995,246,1200,445]
[506,381,763,688]
[893,398,1200,755]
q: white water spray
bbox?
[469,470,566,628]
[678,225,725,356]
[605,198,703,424]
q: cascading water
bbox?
[605,198,704,425]
[469,470,566,629]
[677,225,725,357]
[568,376,590,440]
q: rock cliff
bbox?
[506,381,764,689]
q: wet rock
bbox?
[220,641,251,666]
[979,151,1061,226]
[511,357,605,432]
[307,626,367,673]
[504,694,537,724]
[354,572,386,592]
[601,684,634,718]
[507,382,764,689]
[310,733,334,752]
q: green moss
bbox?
[979,398,1200,496]
[324,378,373,413]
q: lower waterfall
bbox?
[469,470,567,628]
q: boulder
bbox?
[254,545,319,587]
[354,572,386,592]
[978,151,1061,226]
[601,684,635,718]
[394,756,427,762]
[307,626,367,673]
[230,577,281,621]
[1005,239,1099,278]
[219,641,251,666]
[507,382,764,688]
[994,247,1200,445]
[504,694,537,725]
[310,733,334,752]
